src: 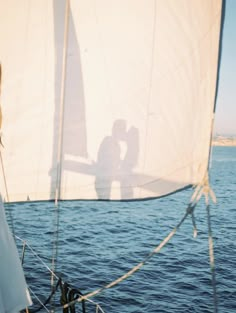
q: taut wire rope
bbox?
[16,236,105,313]
[51,0,70,305]
[62,176,218,311]
[62,187,205,309]
[191,173,218,312]
[16,175,218,313]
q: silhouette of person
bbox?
[120,126,139,199]
[95,119,127,199]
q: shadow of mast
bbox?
[50,0,87,200]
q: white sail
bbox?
[0,0,223,202]
[0,197,32,312]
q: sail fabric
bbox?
[0,198,32,312]
[0,0,223,202]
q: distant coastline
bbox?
[212,135,236,146]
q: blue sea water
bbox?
[6,146,236,313]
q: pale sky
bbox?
[214,0,236,135]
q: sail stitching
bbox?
[142,0,157,197]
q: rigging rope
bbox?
[63,203,194,309]
[55,0,70,204]
[50,202,60,293]
[191,173,218,312]
[21,278,62,313]
[16,236,105,313]
[25,287,50,313]
[62,178,218,311]
[16,236,59,280]
[206,204,218,313]
[51,0,70,305]
[203,179,218,313]
[17,174,218,313]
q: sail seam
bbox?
[55,0,70,204]
[141,0,157,198]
